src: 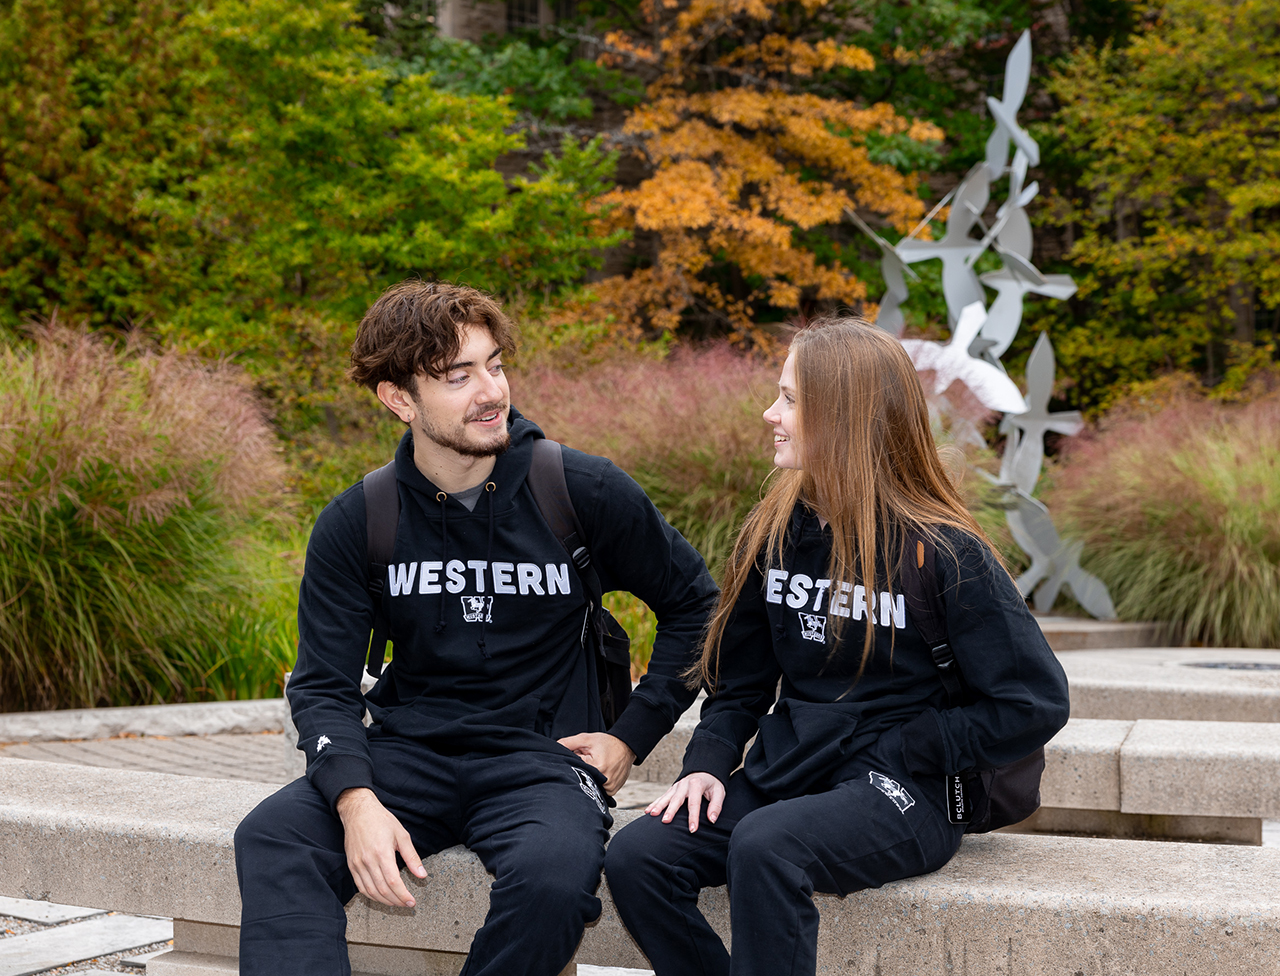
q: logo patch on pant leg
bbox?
[574,767,608,815]
[868,771,916,813]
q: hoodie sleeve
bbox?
[286,485,378,810]
[566,452,719,764]
[898,530,1071,777]
[678,563,781,786]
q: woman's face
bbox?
[763,353,802,469]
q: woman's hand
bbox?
[645,772,726,833]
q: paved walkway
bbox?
[0,734,288,785]
[0,733,667,809]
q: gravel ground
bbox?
[0,913,172,974]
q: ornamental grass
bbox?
[515,343,778,581]
[1044,378,1280,648]
[0,322,287,710]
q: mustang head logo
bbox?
[461,596,494,623]
[797,612,827,642]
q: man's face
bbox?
[410,324,511,459]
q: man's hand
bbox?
[645,772,725,833]
[557,732,635,795]
[335,788,426,908]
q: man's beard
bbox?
[415,401,512,458]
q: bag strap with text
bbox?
[363,461,399,678]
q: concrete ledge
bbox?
[4,758,1280,975]
[1034,615,1165,651]
[1061,648,1280,722]
[0,699,287,745]
[1038,717,1132,810]
[638,715,1280,826]
[1122,719,1280,819]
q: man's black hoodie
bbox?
[681,505,1070,798]
[288,409,718,809]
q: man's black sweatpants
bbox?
[234,730,613,976]
[604,731,966,976]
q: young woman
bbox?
[604,317,1070,976]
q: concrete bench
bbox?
[637,714,1280,843]
[4,757,1280,975]
[1059,648,1280,722]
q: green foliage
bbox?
[0,0,626,375]
[0,0,216,330]
[1043,0,1280,407]
[1045,379,1280,647]
[0,324,290,710]
[154,0,625,352]
[603,592,658,676]
[377,37,644,123]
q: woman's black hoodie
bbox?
[681,504,1070,797]
[288,409,719,809]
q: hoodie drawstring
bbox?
[435,491,448,635]
[477,481,497,659]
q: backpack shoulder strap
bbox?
[362,460,399,678]
[900,533,964,704]
[527,438,603,607]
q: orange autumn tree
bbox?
[584,0,943,342]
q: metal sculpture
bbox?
[848,29,1117,619]
[999,332,1082,494]
[901,302,1027,415]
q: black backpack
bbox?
[361,439,633,729]
[899,533,1045,833]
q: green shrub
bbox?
[0,0,625,365]
[376,37,644,124]
[1044,379,1280,647]
[0,324,288,710]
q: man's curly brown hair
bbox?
[349,280,517,395]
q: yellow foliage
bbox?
[580,0,940,343]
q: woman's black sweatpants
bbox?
[604,733,965,976]
[234,731,613,976]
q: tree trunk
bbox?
[1228,280,1255,345]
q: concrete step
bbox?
[1061,647,1280,721]
[1034,614,1164,651]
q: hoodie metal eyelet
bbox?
[485,482,496,493]
[436,491,447,502]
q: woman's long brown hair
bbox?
[692,317,997,691]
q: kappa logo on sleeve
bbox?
[461,595,494,623]
[573,767,608,815]
[315,735,332,755]
[797,612,827,642]
[868,771,916,813]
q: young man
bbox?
[234,281,717,976]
